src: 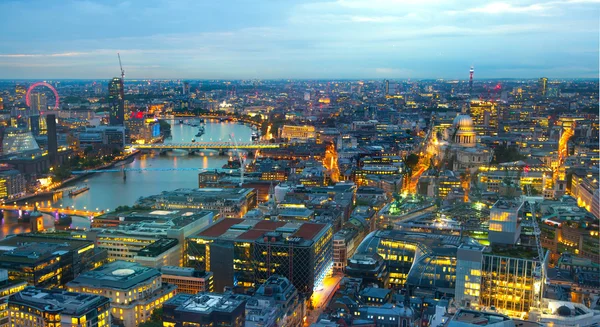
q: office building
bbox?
[0,168,25,200]
[88,210,213,268]
[246,275,304,327]
[45,114,58,165]
[0,128,40,156]
[162,292,247,327]
[160,266,214,294]
[8,287,110,327]
[0,235,100,288]
[125,116,160,144]
[349,230,543,317]
[445,309,517,327]
[488,200,523,245]
[28,92,47,112]
[480,249,543,316]
[280,125,317,141]
[138,188,257,218]
[539,77,548,96]
[478,165,552,195]
[333,226,366,273]
[187,218,333,296]
[108,77,125,125]
[469,100,498,135]
[66,261,176,327]
[28,115,40,136]
[78,125,126,148]
[0,270,27,327]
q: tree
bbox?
[404,153,420,173]
[52,165,72,183]
[492,144,525,164]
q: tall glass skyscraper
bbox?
[108,77,124,125]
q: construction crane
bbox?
[229,133,246,187]
[117,53,125,80]
[522,166,546,308]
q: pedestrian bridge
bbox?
[129,141,282,150]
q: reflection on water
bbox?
[0,121,251,239]
[1,211,90,238]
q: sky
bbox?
[0,0,598,79]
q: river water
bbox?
[0,120,252,238]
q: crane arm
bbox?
[118,53,125,79]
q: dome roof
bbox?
[556,305,572,316]
[453,114,473,128]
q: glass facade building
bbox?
[349,230,542,316]
[187,219,332,297]
[108,77,125,126]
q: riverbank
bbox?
[10,150,140,205]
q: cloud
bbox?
[450,2,550,14]
[0,52,88,58]
[374,67,413,76]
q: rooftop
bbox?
[135,238,179,258]
[9,287,109,317]
[192,218,330,243]
[161,266,212,278]
[140,188,254,204]
[0,235,94,264]
[167,292,247,314]
[66,261,160,290]
[449,309,512,327]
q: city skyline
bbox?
[1,0,598,79]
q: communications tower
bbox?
[469,66,474,95]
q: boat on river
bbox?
[69,185,89,197]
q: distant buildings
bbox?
[8,287,110,327]
[280,125,317,141]
[66,261,176,327]
[78,125,126,149]
[125,116,160,144]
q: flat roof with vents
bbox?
[192,218,329,243]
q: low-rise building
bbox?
[530,300,600,327]
[0,270,27,327]
[87,210,213,268]
[138,188,257,218]
[162,292,247,327]
[0,234,100,288]
[66,261,176,327]
[246,275,304,327]
[8,287,110,327]
[160,266,214,294]
[281,125,317,141]
[0,168,25,200]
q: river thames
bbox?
[1,120,252,237]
